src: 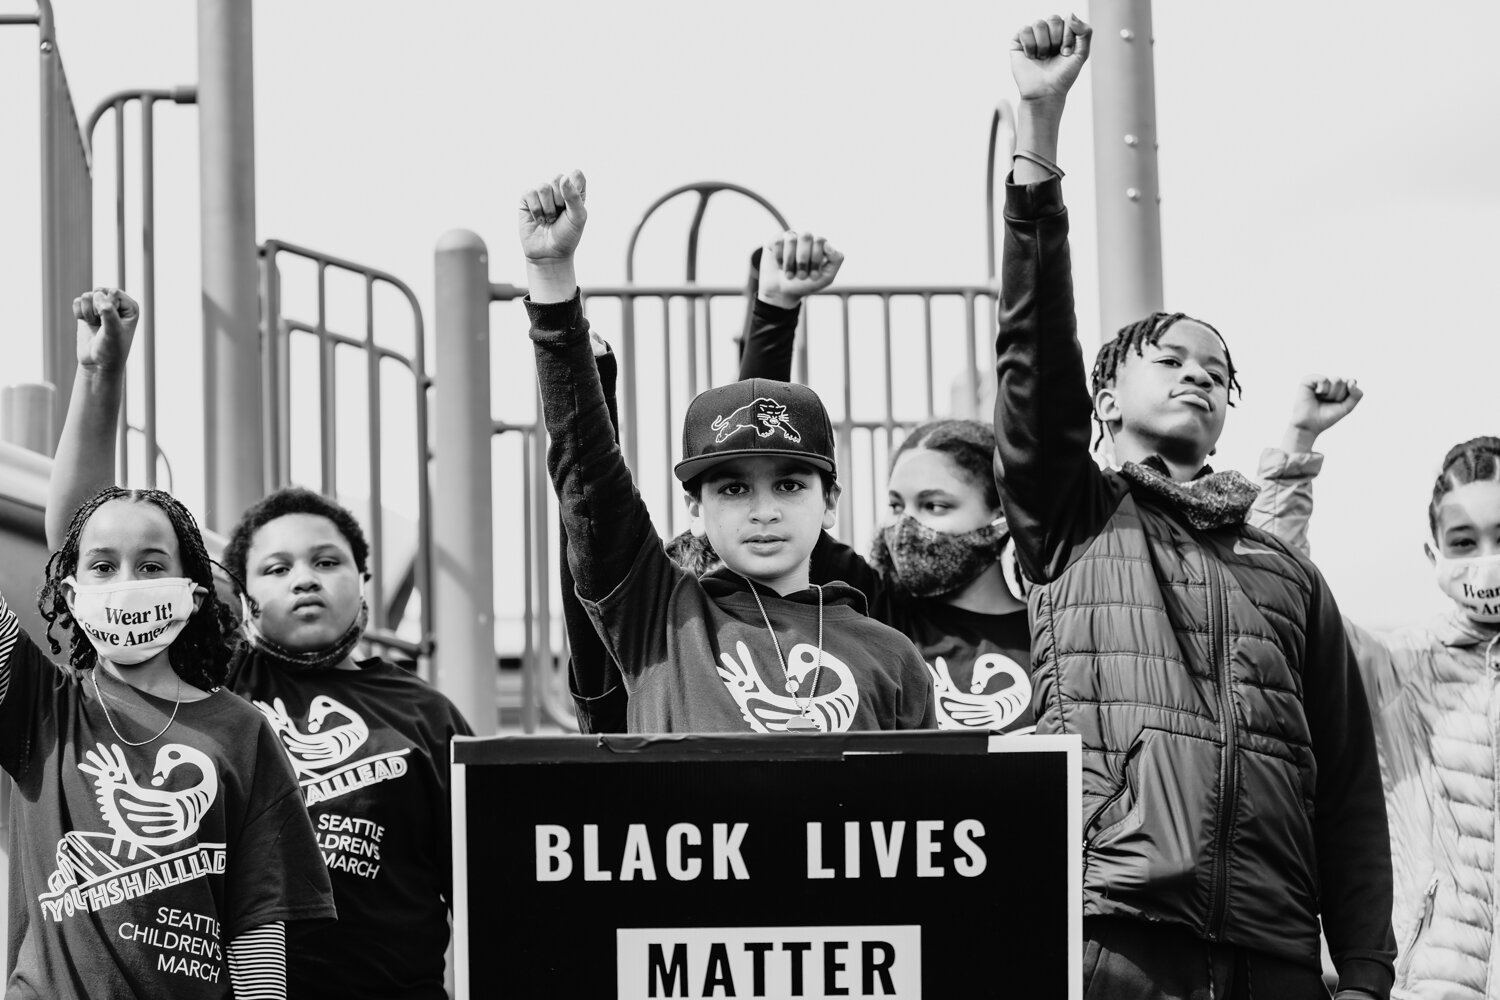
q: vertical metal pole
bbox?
[197,0,264,530]
[837,294,854,538]
[258,249,286,488]
[363,276,386,632]
[0,385,56,455]
[526,425,549,734]
[38,8,92,456]
[1089,0,1165,337]
[880,295,894,456]
[114,99,129,483]
[433,230,497,735]
[140,96,159,488]
[316,265,337,497]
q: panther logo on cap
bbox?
[711,398,802,445]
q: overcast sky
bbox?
[3,0,1498,634]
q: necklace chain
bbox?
[741,576,824,723]
[91,669,182,748]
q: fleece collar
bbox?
[1120,455,1260,531]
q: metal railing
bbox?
[85,87,197,487]
[78,76,434,675]
[3,1,92,451]
[259,240,434,671]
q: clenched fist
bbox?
[518,170,588,263]
[757,231,845,310]
[1009,14,1092,104]
[71,287,138,376]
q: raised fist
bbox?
[1289,375,1363,437]
[1009,14,1092,103]
[71,287,139,375]
[758,231,845,309]
[518,170,588,262]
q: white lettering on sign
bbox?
[805,821,988,879]
[533,823,752,883]
[617,925,920,999]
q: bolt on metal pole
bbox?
[197,0,264,529]
[433,230,497,735]
[1089,0,1165,338]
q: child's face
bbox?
[1432,480,1500,558]
[1096,321,1230,465]
[689,456,835,594]
[70,499,188,586]
[244,513,364,653]
[887,446,999,534]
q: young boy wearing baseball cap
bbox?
[519,170,935,733]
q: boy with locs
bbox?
[521,171,934,733]
[997,15,1394,1000]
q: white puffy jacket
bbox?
[1253,447,1500,1000]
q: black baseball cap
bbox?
[673,378,837,483]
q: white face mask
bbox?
[1433,552,1500,625]
[64,576,197,665]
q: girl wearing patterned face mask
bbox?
[2,486,335,999]
[1253,377,1500,999]
[48,288,473,1000]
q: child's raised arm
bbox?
[993,15,1114,585]
[737,232,843,382]
[1249,375,1363,558]
[520,172,665,610]
[45,289,139,549]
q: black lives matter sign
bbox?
[453,731,1080,1000]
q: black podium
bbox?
[452,730,1080,999]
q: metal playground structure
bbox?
[0,0,1166,740]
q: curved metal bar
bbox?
[260,238,432,666]
[624,181,789,282]
[84,87,196,155]
[985,101,1017,284]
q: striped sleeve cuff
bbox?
[0,590,18,707]
[226,921,286,1000]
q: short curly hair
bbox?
[223,487,371,585]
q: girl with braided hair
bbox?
[1,485,333,999]
[47,288,472,999]
[1253,380,1500,998]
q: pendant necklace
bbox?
[742,576,825,732]
[92,668,183,747]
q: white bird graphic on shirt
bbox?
[256,695,368,777]
[717,641,859,733]
[76,742,218,860]
[927,653,1032,731]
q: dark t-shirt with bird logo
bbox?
[0,595,334,999]
[227,648,471,999]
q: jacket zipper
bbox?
[1082,739,1147,887]
[1205,556,1238,940]
[1395,875,1440,984]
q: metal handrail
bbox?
[986,101,1017,284]
[258,239,435,674]
[9,0,93,449]
[85,87,197,486]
